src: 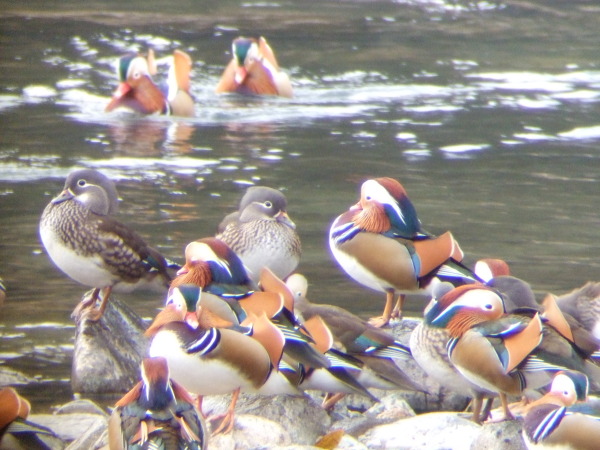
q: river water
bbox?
[1,0,599,409]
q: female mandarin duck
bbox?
[329,177,479,327]
[147,287,299,434]
[108,356,207,450]
[285,273,422,394]
[106,48,195,117]
[522,371,600,449]
[216,186,301,286]
[215,36,293,98]
[39,169,173,321]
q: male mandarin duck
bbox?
[146,290,299,434]
[427,283,598,422]
[506,369,589,418]
[39,169,174,321]
[474,258,511,283]
[215,36,293,98]
[108,356,207,450]
[329,177,480,327]
[171,237,253,297]
[106,48,195,117]
[167,282,376,406]
[487,276,600,384]
[523,403,600,449]
[409,283,499,423]
[216,186,301,286]
[285,273,422,394]
[0,387,57,449]
[522,371,600,449]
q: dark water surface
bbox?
[1,0,600,409]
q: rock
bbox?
[365,390,415,421]
[54,399,108,416]
[0,366,39,387]
[28,413,107,443]
[65,417,108,450]
[471,419,527,450]
[71,294,148,395]
[208,414,291,449]
[203,393,331,445]
[359,412,481,449]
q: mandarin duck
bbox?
[172,272,377,405]
[0,387,57,449]
[329,177,480,327]
[106,48,194,117]
[39,169,174,321]
[428,284,597,422]
[285,273,422,394]
[216,186,301,286]
[505,369,589,418]
[146,291,299,434]
[215,36,293,98]
[410,283,500,423]
[108,356,207,450]
[522,371,600,449]
[523,402,600,449]
[474,258,511,283]
[487,276,600,387]
[555,281,600,343]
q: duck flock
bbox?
[1,37,600,450]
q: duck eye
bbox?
[264,201,273,208]
[365,195,372,201]
[484,303,493,310]
[78,179,86,187]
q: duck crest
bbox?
[352,201,390,234]
[139,357,174,410]
[374,177,408,202]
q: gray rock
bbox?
[359,412,481,450]
[65,416,108,450]
[471,419,527,450]
[0,366,39,387]
[71,294,148,395]
[208,414,291,449]
[203,393,330,445]
[28,412,108,443]
[54,399,108,416]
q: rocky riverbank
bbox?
[2,295,537,449]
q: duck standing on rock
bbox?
[146,288,299,434]
[108,356,208,450]
[329,177,480,327]
[215,36,293,97]
[285,273,422,395]
[106,48,195,117]
[39,169,174,321]
[216,186,301,286]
